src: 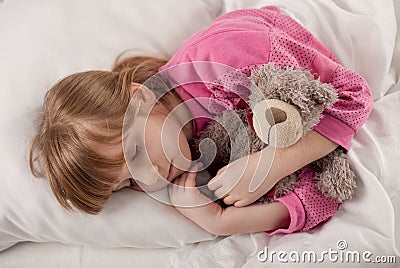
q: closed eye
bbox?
[128,178,143,191]
[129,178,135,188]
[132,145,140,160]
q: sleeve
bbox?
[265,192,306,235]
[267,14,374,151]
[313,62,374,150]
[266,168,340,235]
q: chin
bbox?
[140,180,170,192]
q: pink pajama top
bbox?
[159,6,373,233]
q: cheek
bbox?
[144,126,163,161]
[170,131,192,173]
[178,131,191,161]
[144,116,191,169]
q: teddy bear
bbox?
[191,63,356,204]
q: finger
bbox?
[234,200,249,208]
[184,172,197,188]
[188,162,203,173]
[207,165,228,190]
[213,187,229,199]
[207,178,223,191]
[207,171,223,191]
[216,164,228,176]
[177,173,188,187]
[223,195,238,206]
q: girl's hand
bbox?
[207,147,279,207]
[168,167,225,232]
[207,131,339,208]
[168,170,212,208]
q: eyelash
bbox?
[129,178,135,188]
[133,145,140,160]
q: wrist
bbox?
[254,146,287,192]
[270,130,338,177]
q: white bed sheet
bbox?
[0,242,174,268]
[1,0,399,267]
[168,0,400,267]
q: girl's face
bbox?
[113,85,193,192]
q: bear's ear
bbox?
[311,83,338,108]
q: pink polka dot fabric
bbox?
[267,168,340,235]
[160,5,373,150]
[159,5,373,233]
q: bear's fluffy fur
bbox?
[191,63,356,203]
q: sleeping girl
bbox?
[29,6,372,235]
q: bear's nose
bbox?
[265,107,287,126]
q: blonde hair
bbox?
[29,54,172,214]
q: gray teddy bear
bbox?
[191,63,356,203]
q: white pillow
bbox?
[223,0,398,100]
[0,0,222,251]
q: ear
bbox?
[311,83,338,108]
[130,82,157,103]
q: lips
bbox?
[166,164,173,181]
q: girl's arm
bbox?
[208,130,338,207]
[210,202,290,235]
[168,171,290,235]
